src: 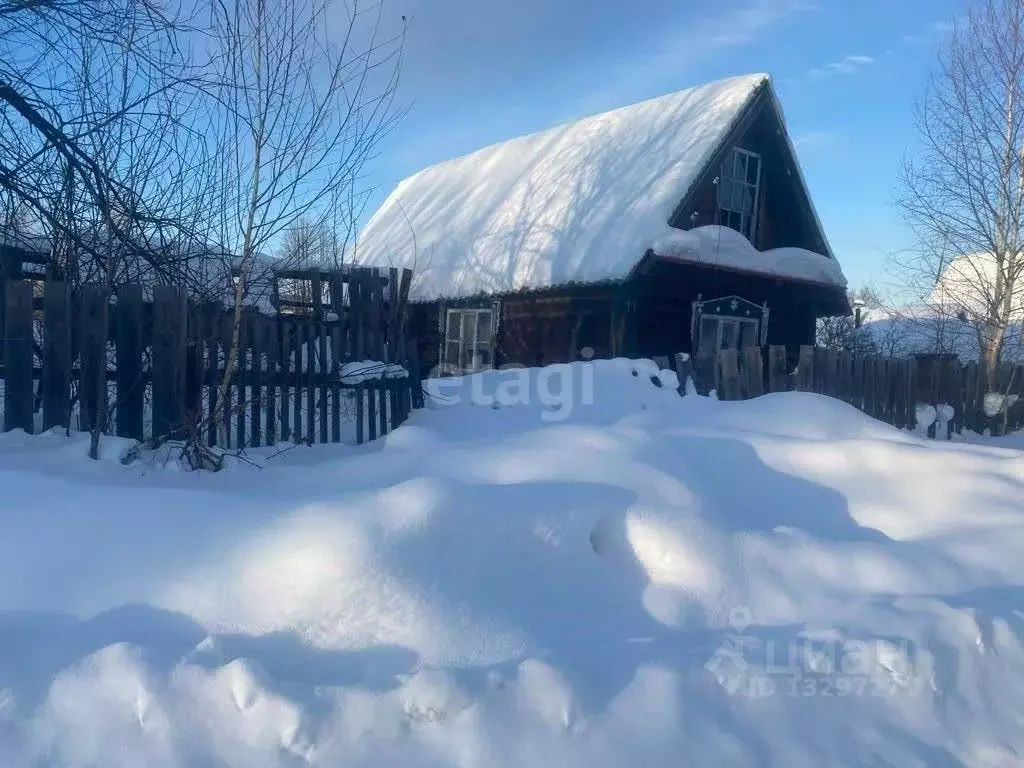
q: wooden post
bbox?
[42,282,72,432]
[249,313,263,447]
[407,336,424,409]
[292,320,303,443]
[378,376,389,436]
[151,285,187,441]
[4,280,34,432]
[305,322,315,445]
[674,352,694,395]
[206,308,221,447]
[279,319,291,442]
[319,322,329,444]
[366,376,377,441]
[767,345,788,393]
[265,317,278,446]
[113,285,145,439]
[234,311,248,448]
[718,349,740,401]
[78,284,110,436]
[744,346,764,398]
[330,323,342,442]
[795,345,814,392]
[355,382,365,444]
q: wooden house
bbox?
[355,73,849,377]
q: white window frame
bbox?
[717,147,762,242]
[699,314,760,354]
[444,307,493,373]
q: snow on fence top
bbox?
[356,73,844,300]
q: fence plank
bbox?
[366,376,377,441]
[331,324,342,442]
[767,345,787,393]
[408,336,424,408]
[718,349,740,401]
[355,381,365,444]
[674,352,694,395]
[42,282,72,432]
[388,267,400,362]
[235,313,248,448]
[205,309,220,447]
[743,346,764,398]
[4,281,34,432]
[265,318,278,446]
[152,285,187,440]
[378,377,389,436]
[249,313,263,447]
[319,321,329,444]
[292,321,304,443]
[351,271,365,360]
[279,320,292,442]
[304,322,315,445]
[79,285,110,436]
[185,307,204,435]
[795,345,814,392]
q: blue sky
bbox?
[369,0,963,290]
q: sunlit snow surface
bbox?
[1,359,1023,766]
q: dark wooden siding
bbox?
[670,88,829,256]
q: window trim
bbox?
[698,314,760,354]
[443,307,493,373]
[717,146,762,243]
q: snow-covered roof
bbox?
[356,73,843,300]
[651,226,846,288]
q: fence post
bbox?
[152,285,188,441]
[4,280,34,433]
[78,285,109,436]
[42,282,72,432]
[674,352,695,395]
[743,346,764,398]
[114,285,145,440]
[718,349,740,401]
[767,345,788,393]
[795,345,814,392]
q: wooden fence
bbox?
[663,345,1024,438]
[0,266,425,448]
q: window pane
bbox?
[738,185,755,214]
[746,155,760,185]
[445,340,461,369]
[446,311,462,342]
[699,317,718,355]
[461,311,477,346]
[720,320,739,350]
[729,210,742,231]
[739,321,758,348]
[476,344,492,368]
[476,310,492,344]
[733,150,745,179]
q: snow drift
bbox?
[1,359,1024,766]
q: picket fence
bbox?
[663,345,1024,438]
[0,267,425,447]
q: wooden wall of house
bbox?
[670,90,829,256]
[498,291,616,366]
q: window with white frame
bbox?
[717,147,762,241]
[698,314,759,354]
[444,308,493,372]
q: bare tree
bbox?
[897,0,1024,385]
[206,0,404,442]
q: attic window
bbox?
[717,147,761,242]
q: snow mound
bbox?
[650,225,846,288]
[2,359,1024,765]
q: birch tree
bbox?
[898,0,1024,385]
[207,0,404,439]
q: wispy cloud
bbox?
[808,54,875,78]
[793,130,838,152]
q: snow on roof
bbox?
[651,225,846,288]
[356,73,843,300]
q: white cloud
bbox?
[808,54,875,78]
[793,130,838,152]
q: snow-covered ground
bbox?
[2,359,1024,766]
